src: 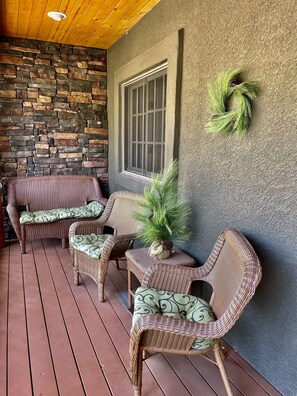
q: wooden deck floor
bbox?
[0,239,281,396]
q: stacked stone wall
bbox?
[0,37,108,239]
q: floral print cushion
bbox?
[133,286,215,350]
[70,234,110,259]
[20,201,105,225]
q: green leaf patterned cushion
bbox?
[133,286,216,350]
[70,234,110,259]
[20,201,105,225]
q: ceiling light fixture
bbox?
[47,11,67,21]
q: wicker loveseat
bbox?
[7,175,107,254]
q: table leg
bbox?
[128,269,132,308]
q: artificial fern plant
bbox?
[134,161,191,247]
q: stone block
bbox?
[88,70,107,76]
[10,45,41,54]
[84,127,108,135]
[10,109,23,116]
[0,55,23,65]
[92,88,107,96]
[54,139,78,146]
[82,160,107,168]
[88,60,106,66]
[3,69,17,78]
[89,139,108,145]
[4,162,17,169]
[57,90,69,96]
[0,90,16,98]
[68,95,92,104]
[0,42,10,50]
[37,95,52,103]
[53,102,69,109]
[35,59,51,66]
[55,67,68,74]
[39,88,56,97]
[68,72,87,80]
[92,100,106,105]
[27,90,39,98]
[59,153,82,159]
[0,108,11,114]
[58,119,79,127]
[0,115,11,122]
[77,61,88,69]
[35,143,49,149]
[15,151,33,158]
[53,133,78,139]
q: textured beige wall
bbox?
[107,1,297,394]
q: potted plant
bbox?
[134,161,191,259]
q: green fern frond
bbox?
[134,161,191,246]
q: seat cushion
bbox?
[70,233,110,259]
[133,286,215,350]
[20,201,105,225]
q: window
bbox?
[112,30,182,192]
[123,65,167,177]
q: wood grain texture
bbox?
[0,0,161,48]
[0,239,282,396]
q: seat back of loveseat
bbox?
[7,175,107,253]
[8,175,106,211]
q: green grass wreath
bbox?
[206,69,258,138]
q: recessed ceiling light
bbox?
[47,11,67,21]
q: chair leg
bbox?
[20,241,26,254]
[115,259,120,270]
[73,253,79,285]
[62,238,68,249]
[132,348,144,396]
[98,283,104,302]
[213,341,233,396]
[74,270,79,285]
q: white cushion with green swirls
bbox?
[20,201,105,225]
[70,233,110,259]
[133,286,215,350]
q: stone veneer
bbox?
[0,37,108,239]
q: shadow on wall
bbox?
[229,232,296,394]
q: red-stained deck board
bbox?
[34,239,111,396]
[50,238,133,396]
[0,239,282,396]
[22,248,58,396]
[32,240,85,396]
[0,244,9,396]
[7,242,32,396]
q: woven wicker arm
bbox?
[6,203,22,243]
[101,233,137,262]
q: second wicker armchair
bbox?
[69,191,144,302]
[130,229,262,396]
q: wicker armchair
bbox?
[130,229,262,396]
[69,191,144,302]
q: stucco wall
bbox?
[107,1,297,394]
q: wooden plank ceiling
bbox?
[0,0,161,49]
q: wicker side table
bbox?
[125,246,196,308]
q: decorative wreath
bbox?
[206,69,258,138]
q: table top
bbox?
[126,246,196,276]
